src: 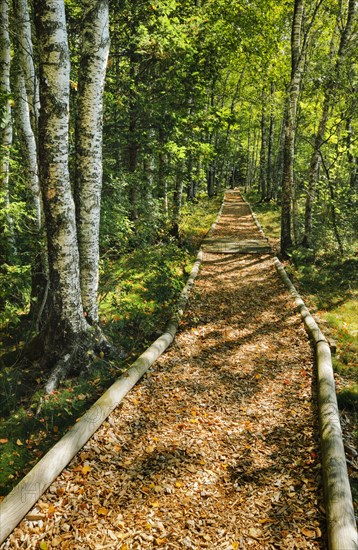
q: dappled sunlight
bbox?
[3,191,325,549]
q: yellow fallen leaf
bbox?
[301,527,316,538]
[146,445,155,453]
[16,439,23,446]
[156,538,167,545]
[82,464,91,474]
[47,505,56,516]
[150,501,160,508]
[175,481,183,488]
[39,543,48,550]
[98,507,109,515]
[232,543,239,550]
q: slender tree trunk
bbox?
[259,87,267,201]
[245,113,252,191]
[75,0,110,324]
[157,129,168,217]
[13,64,41,230]
[13,0,49,323]
[207,164,215,197]
[127,53,139,222]
[303,0,356,247]
[346,117,358,190]
[14,0,39,134]
[280,0,304,256]
[171,162,184,239]
[34,0,88,353]
[0,0,16,259]
[266,82,275,201]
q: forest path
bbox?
[4,190,326,549]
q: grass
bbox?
[0,193,222,498]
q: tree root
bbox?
[24,317,127,393]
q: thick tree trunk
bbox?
[34,0,88,355]
[75,0,110,324]
[0,0,16,259]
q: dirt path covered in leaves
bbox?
[3,190,326,549]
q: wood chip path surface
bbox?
[2,190,326,549]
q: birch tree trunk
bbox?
[0,0,16,259]
[302,0,356,247]
[14,0,39,134]
[75,0,110,324]
[34,0,87,351]
[13,65,41,231]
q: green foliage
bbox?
[99,242,190,350]
[0,264,31,326]
[337,385,358,412]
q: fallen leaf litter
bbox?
[1,190,326,549]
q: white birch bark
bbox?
[13,66,41,230]
[76,0,110,324]
[14,0,39,132]
[0,0,15,254]
[34,0,87,335]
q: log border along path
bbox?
[1,190,357,549]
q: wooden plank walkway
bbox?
[202,237,271,254]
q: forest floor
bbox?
[2,190,328,549]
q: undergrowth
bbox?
[0,193,223,497]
